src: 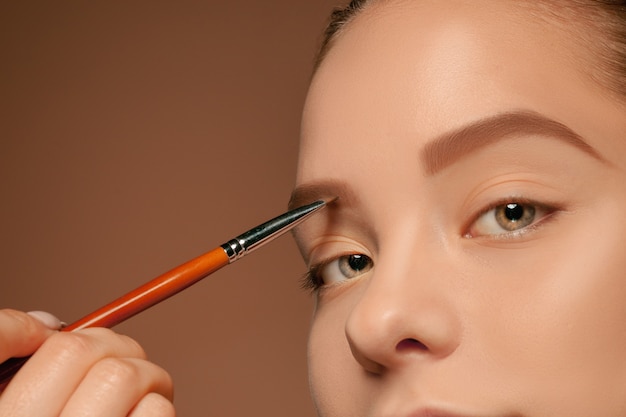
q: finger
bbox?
[0,328,147,417]
[0,309,60,361]
[59,358,173,417]
[24,311,65,331]
[128,392,176,417]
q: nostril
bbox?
[396,338,428,352]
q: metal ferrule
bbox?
[221,238,247,262]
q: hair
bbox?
[314,0,626,101]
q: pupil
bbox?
[505,203,524,222]
[348,255,368,271]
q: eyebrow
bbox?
[288,179,357,211]
[420,110,607,175]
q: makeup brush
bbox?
[0,199,327,392]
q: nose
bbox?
[345,247,462,374]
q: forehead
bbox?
[297,0,623,183]
[306,1,581,128]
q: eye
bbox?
[465,200,554,238]
[302,253,374,291]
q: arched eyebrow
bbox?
[420,110,608,176]
[289,112,606,209]
[288,179,357,211]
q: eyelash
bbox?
[301,257,334,293]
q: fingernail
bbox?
[27,311,64,330]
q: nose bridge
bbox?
[344,228,462,372]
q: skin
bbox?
[293,1,626,416]
[0,309,175,417]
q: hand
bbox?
[0,309,175,417]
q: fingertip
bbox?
[26,311,65,331]
[129,392,176,417]
[0,309,60,361]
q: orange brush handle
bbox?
[0,246,229,392]
[64,246,229,331]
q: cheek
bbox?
[307,297,364,417]
[473,199,626,413]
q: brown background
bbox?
[0,1,339,415]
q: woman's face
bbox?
[293,1,626,416]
